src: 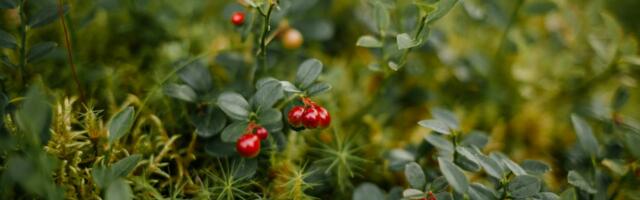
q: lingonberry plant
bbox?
[2,0,640,199]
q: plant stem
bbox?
[397,15,428,68]
[18,0,28,91]
[251,3,275,85]
[57,0,85,103]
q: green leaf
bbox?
[15,85,52,145]
[91,166,113,189]
[397,33,420,50]
[107,106,135,144]
[623,130,640,159]
[438,157,469,194]
[0,29,17,49]
[476,154,504,179]
[111,154,142,177]
[418,119,451,135]
[570,114,599,156]
[28,5,69,28]
[178,61,212,92]
[425,134,453,153]
[356,35,383,48]
[431,108,460,130]
[353,183,385,200]
[521,160,551,175]
[502,158,527,176]
[204,138,236,158]
[194,107,227,138]
[255,79,284,108]
[280,81,301,93]
[163,84,197,102]
[612,86,629,111]
[460,131,489,148]
[0,55,15,69]
[559,188,576,200]
[232,158,258,180]
[27,42,57,63]
[430,176,448,192]
[567,171,596,194]
[307,82,332,96]
[468,183,497,200]
[257,108,282,125]
[426,0,459,24]
[373,2,390,33]
[455,146,481,172]
[220,121,249,142]
[532,192,560,200]
[508,175,541,198]
[0,0,18,9]
[295,58,323,89]
[402,188,424,199]
[524,1,557,15]
[404,162,426,189]
[105,178,133,200]
[217,92,250,121]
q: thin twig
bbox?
[57,0,85,103]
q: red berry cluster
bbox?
[230,11,245,26]
[236,123,268,158]
[287,97,330,129]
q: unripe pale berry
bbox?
[281,28,303,49]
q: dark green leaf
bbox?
[255,79,284,108]
[195,107,227,138]
[430,176,448,192]
[353,183,385,200]
[163,84,197,102]
[28,5,69,28]
[0,0,18,9]
[15,85,52,145]
[220,121,248,142]
[397,33,420,50]
[524,1,557,15]
[257,108,282,125]
[438,157,469,194]
[280,81,301,93]
[455,146,481,172]
[508,175,541,198]
[426,0,459,24]
[432,108,460,130]
[307,82,332,96]
[217,92,250,121]
[91,166,113,189]
[356,35,383,48]
[178,61,212,92]
[468,183,497,200]
[232,158,257,180]
[107,106,135,144]
[502,158,527,176]
[0,55,15,69]
[404,162,426,189]
[295,58,323,89]
[0,29,17,49]
[521,160,551,175]
[460,131,489,148]
[105,178,133,200]
[476,154,504,179]
[402,189,424,199]
[570,114,599,156]
[204,138,236,157]
[111,154,142,177]
[418,119,451,135]
[623,130,640,159]
[532,192,560,200]
[612,86,629,111]
[559,188,576,200]
[567,171,596,194]
[27,42,57,63]
[425,134,453,153]
[373,2,390,32]
[435,192,453,200]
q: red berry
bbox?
[255,126,268,140]
[288,106,305,127]
[315,106,331,128]
[302,106,320,129]
[231,11,245,26]
[427,191,436,200]
[236,134,260,158]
